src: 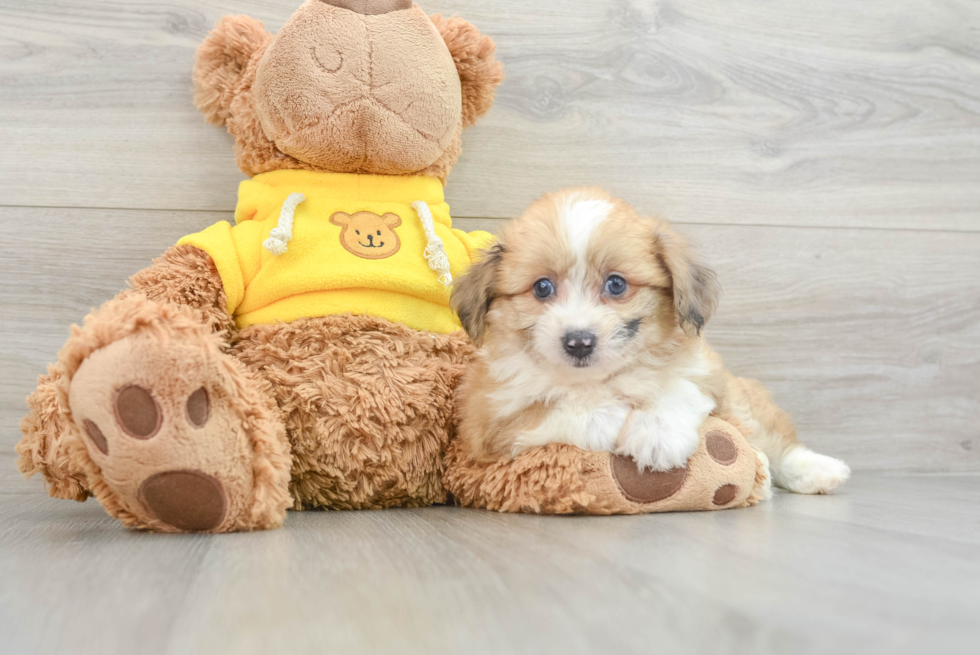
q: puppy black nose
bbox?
[563,331,596,359]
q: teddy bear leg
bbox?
[601,418,772,511]
[62,295,292,532]
[18,363,92,502]
[444,418,770,514]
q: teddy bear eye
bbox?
[377,230,382,236]
[355,230,360,235]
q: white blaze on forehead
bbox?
[559,195,613,265]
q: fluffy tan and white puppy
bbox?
[452,188,850,494]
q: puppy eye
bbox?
[605,274,628,297]
[532,278,556,300]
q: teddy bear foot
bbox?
[444,417,769,515]
[68,329,291,532]
[605,418,770,511]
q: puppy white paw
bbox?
[773,447,851,494]
[616,410,700,472]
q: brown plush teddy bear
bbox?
[17,0,504,533]
[17,0,768,532]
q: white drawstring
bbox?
[263,193,306,256]
[412,200,453,287]
[263,194,451,289]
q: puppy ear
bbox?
[330,211,352,226]
[429,15,505,128]
[655,225,721,337]
[451,243,506,346]
[381,213,402,228]
[193,15,271,126]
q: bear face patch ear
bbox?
[193,15,272,126]
[381,213,402,229]
[429,14,505,128]
[329,211,352,227]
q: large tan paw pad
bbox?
[610,456,688,504]
[139,470,227,532]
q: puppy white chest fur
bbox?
[508,385,630,455]
[500,350,717,471]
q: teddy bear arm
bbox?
[128,245,234,334]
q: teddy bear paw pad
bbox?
[139,470,227,532]
[712,483,739,506]
[610,455,689,504]
[68,334,255,532]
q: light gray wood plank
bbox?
[1,1,979,231]
[2,207,978,496]
[686,221,980,474]
[1,474,979,655]
[0,207,231,494]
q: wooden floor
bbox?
[1,1,979,652]
[1,473,979,655]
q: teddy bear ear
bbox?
[381,213,402,228]
[330,211,352,226]
[429,14,505,128]
[193,15,272,126]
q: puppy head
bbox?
[452,188,720,379]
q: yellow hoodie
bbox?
[177,170,492,334]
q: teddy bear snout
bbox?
[319,0,412,15]
[252,2,461,175]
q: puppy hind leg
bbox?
[772,447,851,495]
[726,377,850,494]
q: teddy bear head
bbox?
[194,0,504,182]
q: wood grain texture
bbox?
[1,474,979,655]
[1,0,979,230]
[2,4,979,651]
[2,207,978,495]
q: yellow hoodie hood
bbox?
[177,170,493,334]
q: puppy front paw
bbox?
[616,411,701,472]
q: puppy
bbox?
[451,188,850,494]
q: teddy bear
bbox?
[17,0,505,533]
[17,0,768,532]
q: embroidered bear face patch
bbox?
[330,211,402,259]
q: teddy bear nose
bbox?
[319,0,412,15]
